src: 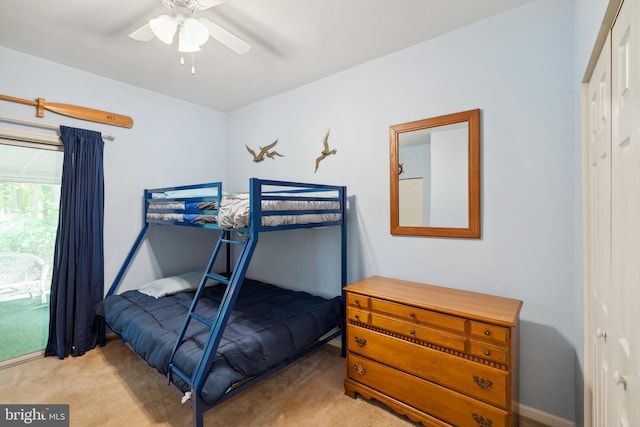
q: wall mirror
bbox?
[390,109,480,238]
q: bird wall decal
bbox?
[315,128,336,173]
[246,139,283,162]
[266,150,284,159]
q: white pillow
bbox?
[137,271,216,298]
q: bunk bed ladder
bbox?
[166,229,258,408]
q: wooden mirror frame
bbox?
[390,109,480,238]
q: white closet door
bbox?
[610,0,640,424]
[587,31,612,427]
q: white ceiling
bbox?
[0,0,533,112]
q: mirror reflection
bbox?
[398,122,469,227]
[390,109,480,238]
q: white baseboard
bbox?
[520,404,575,427]
[0,350,44,370]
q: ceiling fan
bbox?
[129,0,250,72]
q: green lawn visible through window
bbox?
[0,144,62,362]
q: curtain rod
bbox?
[0,115,116,140]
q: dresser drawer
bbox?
[347,324,508,408]
[370,298,466,333]
[348,353,508,427]
[346,293,371,310]
[468,339,509,365]
[370,312,466,352]
[469,321,509,344]
[347,307,371,324]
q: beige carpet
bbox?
[0,337,547,427]
[0,336,417,426]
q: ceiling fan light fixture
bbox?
[128,0,252,73]
[178,18,209,52]
[149,15,178,44]
[178,41,202,53]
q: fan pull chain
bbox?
[178,53,196,74]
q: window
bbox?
[0,143,63,363]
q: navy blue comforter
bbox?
[100,278,342,405]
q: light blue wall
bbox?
[226,0,577,421]
[0,46,228,292]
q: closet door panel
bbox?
[611,0,640,425]
[587,32,612,427]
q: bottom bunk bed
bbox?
[100,178,347,426]
[99,276,342,407]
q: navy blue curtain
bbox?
[45,126,104,359]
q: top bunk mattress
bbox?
[217,193,340,229]
[99,278,342,406]
[144,180,344,230]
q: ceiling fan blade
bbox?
[129,23,156,42]
[199,18,251,55]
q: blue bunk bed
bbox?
[100,178,347,427]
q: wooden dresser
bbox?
[343,276,522,427]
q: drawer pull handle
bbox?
[353,363,366,375]
[484,330,491,336]
[355,299,361,306]
[409,330,416,335]
[484,350,491,356]
[409,312,416,318]
[354,336,367,347]
[472,414,492,427]
[354,314,360,320]
[473,376,493,390]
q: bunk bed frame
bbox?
[102,178,347,427]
